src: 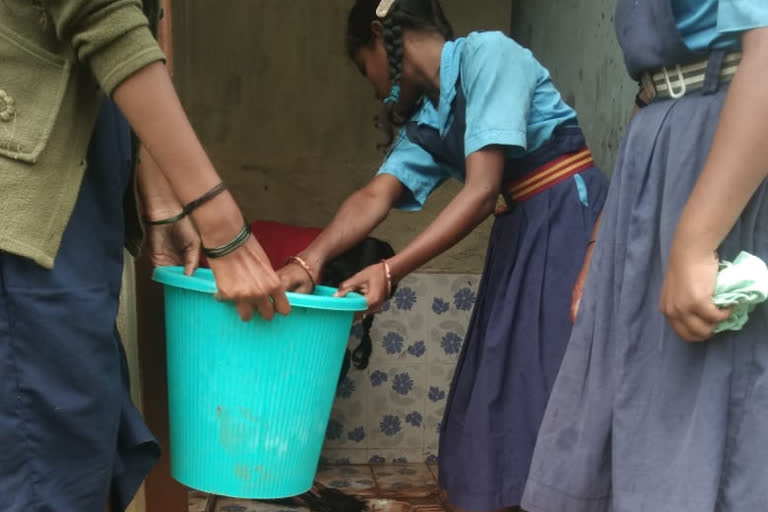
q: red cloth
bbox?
[199,220,322,270]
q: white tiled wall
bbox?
[321,273,480,465]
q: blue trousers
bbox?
[0,100,159,511]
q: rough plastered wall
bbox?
[510,0,636,174]
[171,0,511,273]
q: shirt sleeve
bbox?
[45,0,166,95]
[718,0,768,33]
[460,32,539,157]
[377,129,451,211]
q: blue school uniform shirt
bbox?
[673,0,768,50]
[377,31,576,211]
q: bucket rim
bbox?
[153,266,368,312]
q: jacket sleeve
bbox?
[45,0,166,95]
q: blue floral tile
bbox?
[380,415,402,436]
[325,361,368,449]
[425,363,454,453]
[370,370,389,387]
[366,449,425,467]
[369,454,387,465]
[347,426,366,443]
[439,332,463,356]
[382,331,405,355]
[407,340,427,358]
[432,297,450,315]
[366,364,426,450]
[427,319,468,364]
[428,386,446,403]
[326,418,344,441]
[320,272,478,464]
[336,376,356,399]
[394,286,418,311]
[392,372,415,395]
[431,275,480,323]
[453,287,477,311]
[405,411,423,427]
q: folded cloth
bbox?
[713,251,768,333]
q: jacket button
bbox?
[0,90,15,122]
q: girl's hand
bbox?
[570,242,595,323]
[659,241,731,342]
[335,262,390,315]
[207,237,291,322]
[147,216,202,276]
[278,261,316,294]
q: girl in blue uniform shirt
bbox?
[279,0,607,510]
[523,1,768,511]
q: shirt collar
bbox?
[409,38,464,136]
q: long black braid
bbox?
[346,0,455,148]
[381,3,405,105]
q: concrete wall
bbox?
[171,0,510,273]
[171,0,635,274]
[510,0,636,174]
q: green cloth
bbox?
[713,251,768,333]
[0,0,165,268]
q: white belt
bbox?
[638,51,741,104]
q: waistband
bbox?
[636,50,740,106]
[495,147,594,214]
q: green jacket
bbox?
[0,0,165,268]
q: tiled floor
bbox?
[189,464,446,512]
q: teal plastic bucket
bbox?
[153,266,367,499]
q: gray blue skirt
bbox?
[523,87,768,512]
[0,100,159,511]
[438,128,608,510]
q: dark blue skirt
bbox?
[0,100,159,511]
[438,129,608,510]
[523,87,768,512]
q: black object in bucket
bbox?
[269,482,368,512]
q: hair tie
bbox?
[383,84,401,104]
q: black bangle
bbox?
[145,211,186,226]
[183,182,227,216]
[144,183,227,226]
[202,218,251,259]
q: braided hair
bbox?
[346,0,454,148]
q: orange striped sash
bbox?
[495,148,594,215]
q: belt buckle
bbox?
[640,72,657,102]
